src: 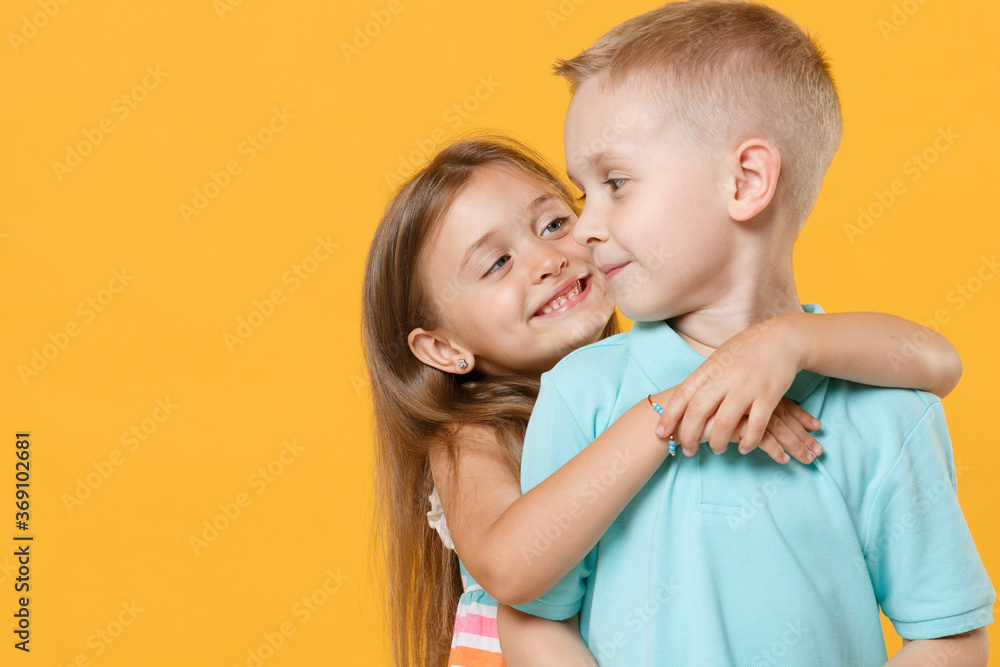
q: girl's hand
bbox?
[652,319,824,464]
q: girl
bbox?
[362,136,961,666]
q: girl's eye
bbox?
[542,216,569,236]
[606,178,627,192]
[485,254,510,277]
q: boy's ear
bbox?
[407,328,475,375]
[728,139,780,222]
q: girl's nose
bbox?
[532,241,569,281]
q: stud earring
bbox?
[456,359,468,370]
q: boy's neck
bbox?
[666,259,803,356]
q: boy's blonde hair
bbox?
[556,0,842,227]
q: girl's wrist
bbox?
[630,394,675,459]
[773,312,812,374]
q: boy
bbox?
[511,1,993,664]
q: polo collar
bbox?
[627,304,827,403]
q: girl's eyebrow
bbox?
[457,194,557,275]
[527,193,554,211]
[458,230,497,275]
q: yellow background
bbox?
[1,0,997,664]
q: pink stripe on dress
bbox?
[453,612,499,638]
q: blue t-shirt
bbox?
[514,306,994,666]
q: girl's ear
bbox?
[728,138,780,222]
[407,328,475,375]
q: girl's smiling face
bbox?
[414,165,616,378]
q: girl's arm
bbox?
[496,605,598,667]
[785,312,961,396]
[430,391,817,606]
[656,311,962,455]
[885,628,988,666]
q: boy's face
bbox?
[563,79,735,322]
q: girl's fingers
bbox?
[754,429,790,464]
[767,403,817,464]
[676,387,725,454]
[738,400,773,455]
[655,387,691,441]
[781,399,821,431]
[707,395,747,454]
[659,368,709,423]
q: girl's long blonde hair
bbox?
[363,135,619,666]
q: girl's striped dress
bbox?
[427,487,507,667]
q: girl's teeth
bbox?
[540,281,583,315]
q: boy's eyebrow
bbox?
[567,150,629,184]
[590,149,628,168]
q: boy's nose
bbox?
[573,204,607,246]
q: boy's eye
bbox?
[485,254,510,277]
[606,178,627,192]
[541,216,569,236]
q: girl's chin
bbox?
[565,320,608,351]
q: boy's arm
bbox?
[657,311,962,453]
[496,604,598,667]
[864,401,994,648]
[884,628,989,666]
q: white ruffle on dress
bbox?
[428,486,506,665]
[427,485,455,550]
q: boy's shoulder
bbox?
[547,319,686,377]
[534,330,639,428]
[824,379,941,430]
[812,380,950,487]
[544,330,633,384]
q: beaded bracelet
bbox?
[647,395,677,456]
